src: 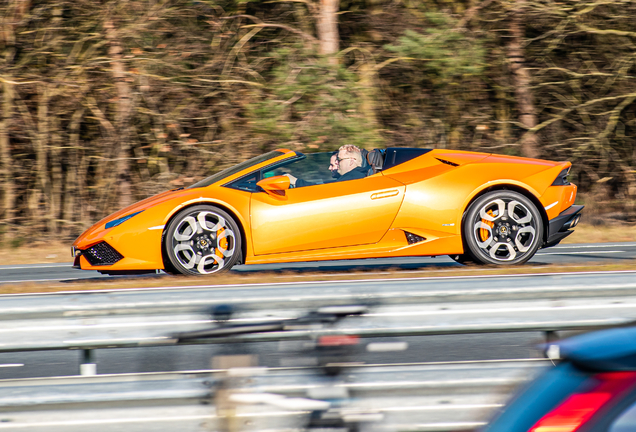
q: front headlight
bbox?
[105,210,144,229]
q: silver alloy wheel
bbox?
[170,210,237,274]
[468,195,540,264]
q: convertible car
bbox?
[72,147,583,275]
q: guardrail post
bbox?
[545,331,558,343]
[80,349,96,376]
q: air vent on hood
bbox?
[436,158,459,167]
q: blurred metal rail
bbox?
[0,272,635,372]
[0,360,549,431]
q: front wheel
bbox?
[463,191,543,265]
[164,205,242,275]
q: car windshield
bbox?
[189,151,285,189]
[262,152,336,186]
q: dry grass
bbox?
[0,241,71,265]
[0,223,635,266]
[562,223,636,244]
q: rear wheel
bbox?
[164,205,242,275]
[463,191,543,265]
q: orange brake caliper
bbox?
[479,210,496,242]
[216,228,228,260]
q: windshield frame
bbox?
[188,150,289,189]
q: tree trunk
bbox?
[104,18,133,210]
[507,0,540,159]
[49,115,63,233]
[35,83,50,230]
[0,0,30,239]
[0,80,16,237]
[64,107,85,233]
[316,0,340,65]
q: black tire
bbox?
[164,205,242,275]
[463,190,543,265]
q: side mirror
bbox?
[256,175,290,196]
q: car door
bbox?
[250,175,405,255]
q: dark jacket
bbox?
[295,166,366,188]
[337,166,368,182]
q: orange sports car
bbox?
[72,147,583,275]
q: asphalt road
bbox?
[0,332,548,380]
[1,242,635,284]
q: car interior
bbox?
[226,148,432,192]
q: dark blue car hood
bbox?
[551,326,636,371]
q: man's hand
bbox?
[283,173,297,186]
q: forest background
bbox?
[1,0,636,245]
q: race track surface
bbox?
[0,242,635,284]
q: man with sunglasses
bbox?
[285,145,366,187]
[335,144,367,181]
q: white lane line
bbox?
[0,277,88,284]
[367,342,409,352]
[0,364,23,368]
[0,264,72,270]
[550,243,636,249]
[537,250,625,256]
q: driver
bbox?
[335,145,367,181]
[286,151,340,187]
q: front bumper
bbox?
[544,205,584,248]
[72,242,124,269]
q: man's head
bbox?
[329,153,340,178]
[336,145,362,177]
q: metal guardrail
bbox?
[2,272,636,319]
[0,297,634,350]
[1,272,636,374]
[0,273,630,430]
[0,360,549,432]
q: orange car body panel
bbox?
[73,148,580,271]
[251,174,405,255]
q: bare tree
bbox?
[316,0,340,64]
[0,80,15,234]
[506,0,540,159]
[105,17,133,210]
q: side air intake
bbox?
[83,242,124,266]
[404,231,426,245]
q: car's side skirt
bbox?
[244,232,463,265]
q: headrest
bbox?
[360,149,369,168]
[366,149,384,171]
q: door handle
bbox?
[371,190,399,200]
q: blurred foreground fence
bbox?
[1,272,636,430]
[0,272,635,370]
[0,360,548,432]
